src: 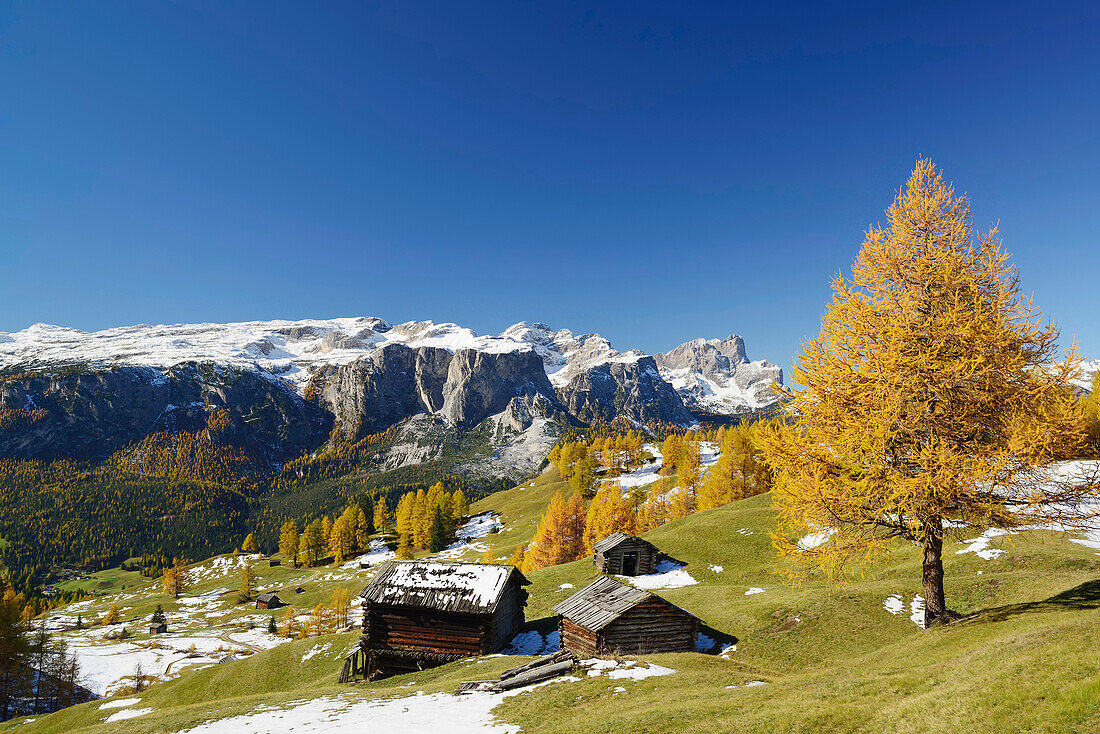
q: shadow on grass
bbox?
[696,623,739,654]
[963,578,1100,625]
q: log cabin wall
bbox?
[363,603,491,656]
[599,597,697,654]
[489,584,527,651]
[559,617,601,658]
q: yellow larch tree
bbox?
[452,488,469,521]
[759,160,1099,627]
[330,588,352,629]
[671,439,702,518]
[373,496,390,534]
[279,521,299,567]
[522,492,587,573]
[699,424,770,510]
[411,489,430,547]
[583,485,637,553]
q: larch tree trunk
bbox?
[920,521,957,628]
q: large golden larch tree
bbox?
[760,160,1099,627]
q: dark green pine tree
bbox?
[357,495,376,536]
[428,506,448,553]
[150,604,166,625]
[266,616,277,635]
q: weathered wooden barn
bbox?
[553,576,698,657]
[593,532,659,576]
[148,622,167,634]
[356,560,529,679]
[255,592,284,610]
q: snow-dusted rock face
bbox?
[654,336,783,414]
[0,317,780,419]
[499,322,646,387]
[1073,359,1100,392]
[0,317,786,473]
[0,362,330,464]
[557,356,695,426]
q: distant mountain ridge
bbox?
[0,316,783,413]
[0,317,784,480]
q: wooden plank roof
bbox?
[255,592,282,604]
[361,561,528,615]
[592,532,658,555]
[553,576,696,631]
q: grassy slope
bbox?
[5,470,1100,733]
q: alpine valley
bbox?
[0,317,781,585]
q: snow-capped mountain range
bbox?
[0,317,783,415]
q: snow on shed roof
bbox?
[361,561,528,614]
[552,576,697,631]
[592,532,658,555]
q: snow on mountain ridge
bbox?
[0,317,777,414]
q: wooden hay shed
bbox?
[149,622,167,634]
[356,560,529,679]
[593,532,659,576]
[256,592,284,610]
[553,576,698,657]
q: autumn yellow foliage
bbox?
[760,160,1099,626]
[522,492,587,573]
[583,485,637,553]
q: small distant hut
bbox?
[256,592,285,610]
[149,622,168,634]
[268,559,281,567]
[553,576,698,657]
[593,532,659,576]
[355,561,529,679]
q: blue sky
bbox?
[1,2,1098,373]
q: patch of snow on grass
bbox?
[797,528,836,551]
[171,691,522,734]
[227,629,293,651]
[745,587,765,595]
[503,631,543,655]
[457,513,504,541]
[883,594,925,627]
[607,445,666,490]
[301,643,332,662]
[504,629,560,656]
[955,529,1012,560]
[623,560,698,590]
[708,564,723,573]
[342,539,395,569]
[105,707,154,722]
[98,698,142,710]
[558,583,574,591]
[579,659,676,681]
[909,595,925,627]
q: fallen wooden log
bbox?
[499,649,576,681]
[492,659,576,691]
